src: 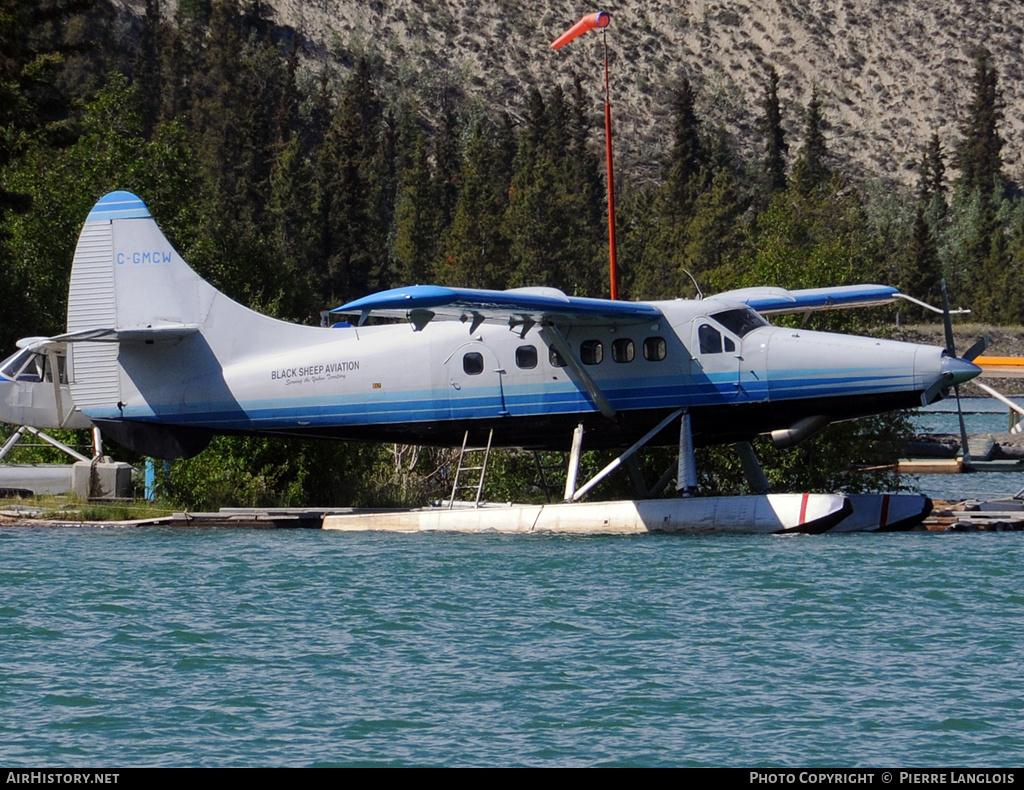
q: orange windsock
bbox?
[551,11,610,50]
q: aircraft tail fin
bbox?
[64,192,246,458]
[68,191,211,337]
[66,192,212,420]
[65,191,330,459]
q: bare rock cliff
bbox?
[117,0,1024,185]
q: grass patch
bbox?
[0,495,176,522]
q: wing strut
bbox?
[541,325,616,419]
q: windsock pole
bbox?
[552,11,619,300]
[601,31,618,300]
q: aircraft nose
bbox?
[941,354,981,386]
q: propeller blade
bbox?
[940,279,972,470]
[940,279,956,357]
[921,375,948,407]
[955,384,972,469]
[962,336,990,362]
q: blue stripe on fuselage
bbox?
[89,362,921,430]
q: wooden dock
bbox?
[5,496,1023,532]
[922,499,1024,531]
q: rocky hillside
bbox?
[115,0,1023,186]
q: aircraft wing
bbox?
[716,284,902,316]
[332,285,663,331]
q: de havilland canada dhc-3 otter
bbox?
[0,191,985,533]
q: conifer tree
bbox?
[955,47,1004,198]
[504,89,552,288]
[269,106,318,321]
[634,76,709,298]
[1002,206,1024,324]
[274,46,300,147]
[549,79,604,295]
[566,74,606,290]
[433,97,462,235]
[133,0,165,136]
[504,119,563,288]
[0,0,93,222]
[661,76,706,220]
[614,184,659,299]
[442,119,511,289]
[917,132,946,208]
[502,84,604,294]
[761,65,787,197]
[979,222,1010,322]
[791,87,829,197]
[682,166,745,290]
[315,58,384,302]
[392,133,439,285]
[368,107,399,289]
[901,206,942,316]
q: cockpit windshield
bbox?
[711,307,768,338]
[0,349,66,384]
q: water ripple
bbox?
[1,527,1024,765]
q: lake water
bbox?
[2,398,1023,767]
[3,531,1024,767]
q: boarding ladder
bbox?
[448,429,493,509]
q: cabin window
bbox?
[611,338,634,363]
[712,307,767,338]
[463,352,484,375]
[516,345,538,369]
[724,336,736,353]
[549,347,567,368]
[643,337,667,362]
[699,324,723,355]
[581,340,603,365]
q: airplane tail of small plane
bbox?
[68,192,208,337]
[64,192,223,456]
[64,191,316,458]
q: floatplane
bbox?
[0,191,986,533]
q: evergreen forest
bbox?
[2,0,1022,508]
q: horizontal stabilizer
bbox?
[16,325,199,352]
[332,285,662,331]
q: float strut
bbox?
[569,408,682,502]
[648,462,676,498]
[677,409,698,496]
[735,440,770,495]
[625,456,648,498]
[563,422,585,502]
[0,426,28,462]
[25,426,90,463]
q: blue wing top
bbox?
[333,282,910,331]
[717,284,901,315]
[333,285,663,328]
